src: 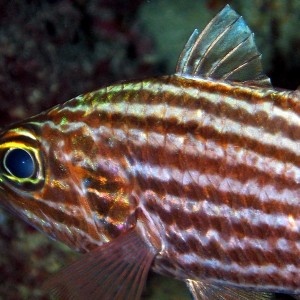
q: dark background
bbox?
[0,0,299,299]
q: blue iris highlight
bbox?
[4,148,35,178]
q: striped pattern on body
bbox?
[24,75,300,292]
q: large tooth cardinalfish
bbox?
[1,4,300,300]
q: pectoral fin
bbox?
[44,229,157,300]
[186,279,273,300]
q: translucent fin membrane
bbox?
[186,280,273,300]
[176,5,271,87]
[44,229,156,300]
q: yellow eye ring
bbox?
[0,141,44,188]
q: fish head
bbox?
[0,105,136,252]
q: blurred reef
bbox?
[0,1,299,299]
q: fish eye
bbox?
[4,148,35,179]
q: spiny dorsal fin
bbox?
[176,5,271,87]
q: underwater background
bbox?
[0,0,299,299]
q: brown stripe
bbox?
[144,194,300,242]
[92,76,300,142]
[65,108,300,168]
[140,168,300,217]
[43,76,300,146]
[124,136,299,188]
[32,198,82,229]
[182,261,300,292]
[44,119,299,220]
[40,78,300,170]
[166,232,298,268]
[167,75,299,115]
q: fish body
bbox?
[0,5,300,300]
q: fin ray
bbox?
[44,229,156,300]
[176,5,271,87]
[193,16,242,76]
[186,279,273,300]
[176,29,200,75]
[207,34,250,77]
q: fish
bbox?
[0,4,300,300]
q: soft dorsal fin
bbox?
[176,5,271,87]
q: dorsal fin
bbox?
[176,5,271,87]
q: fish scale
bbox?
[101,77,300,291]
[35,74,300,290]
[0,5,300,300]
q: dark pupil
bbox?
[5,148,35,178]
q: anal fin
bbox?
[44,229,157,300]
[186,279,273,300]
